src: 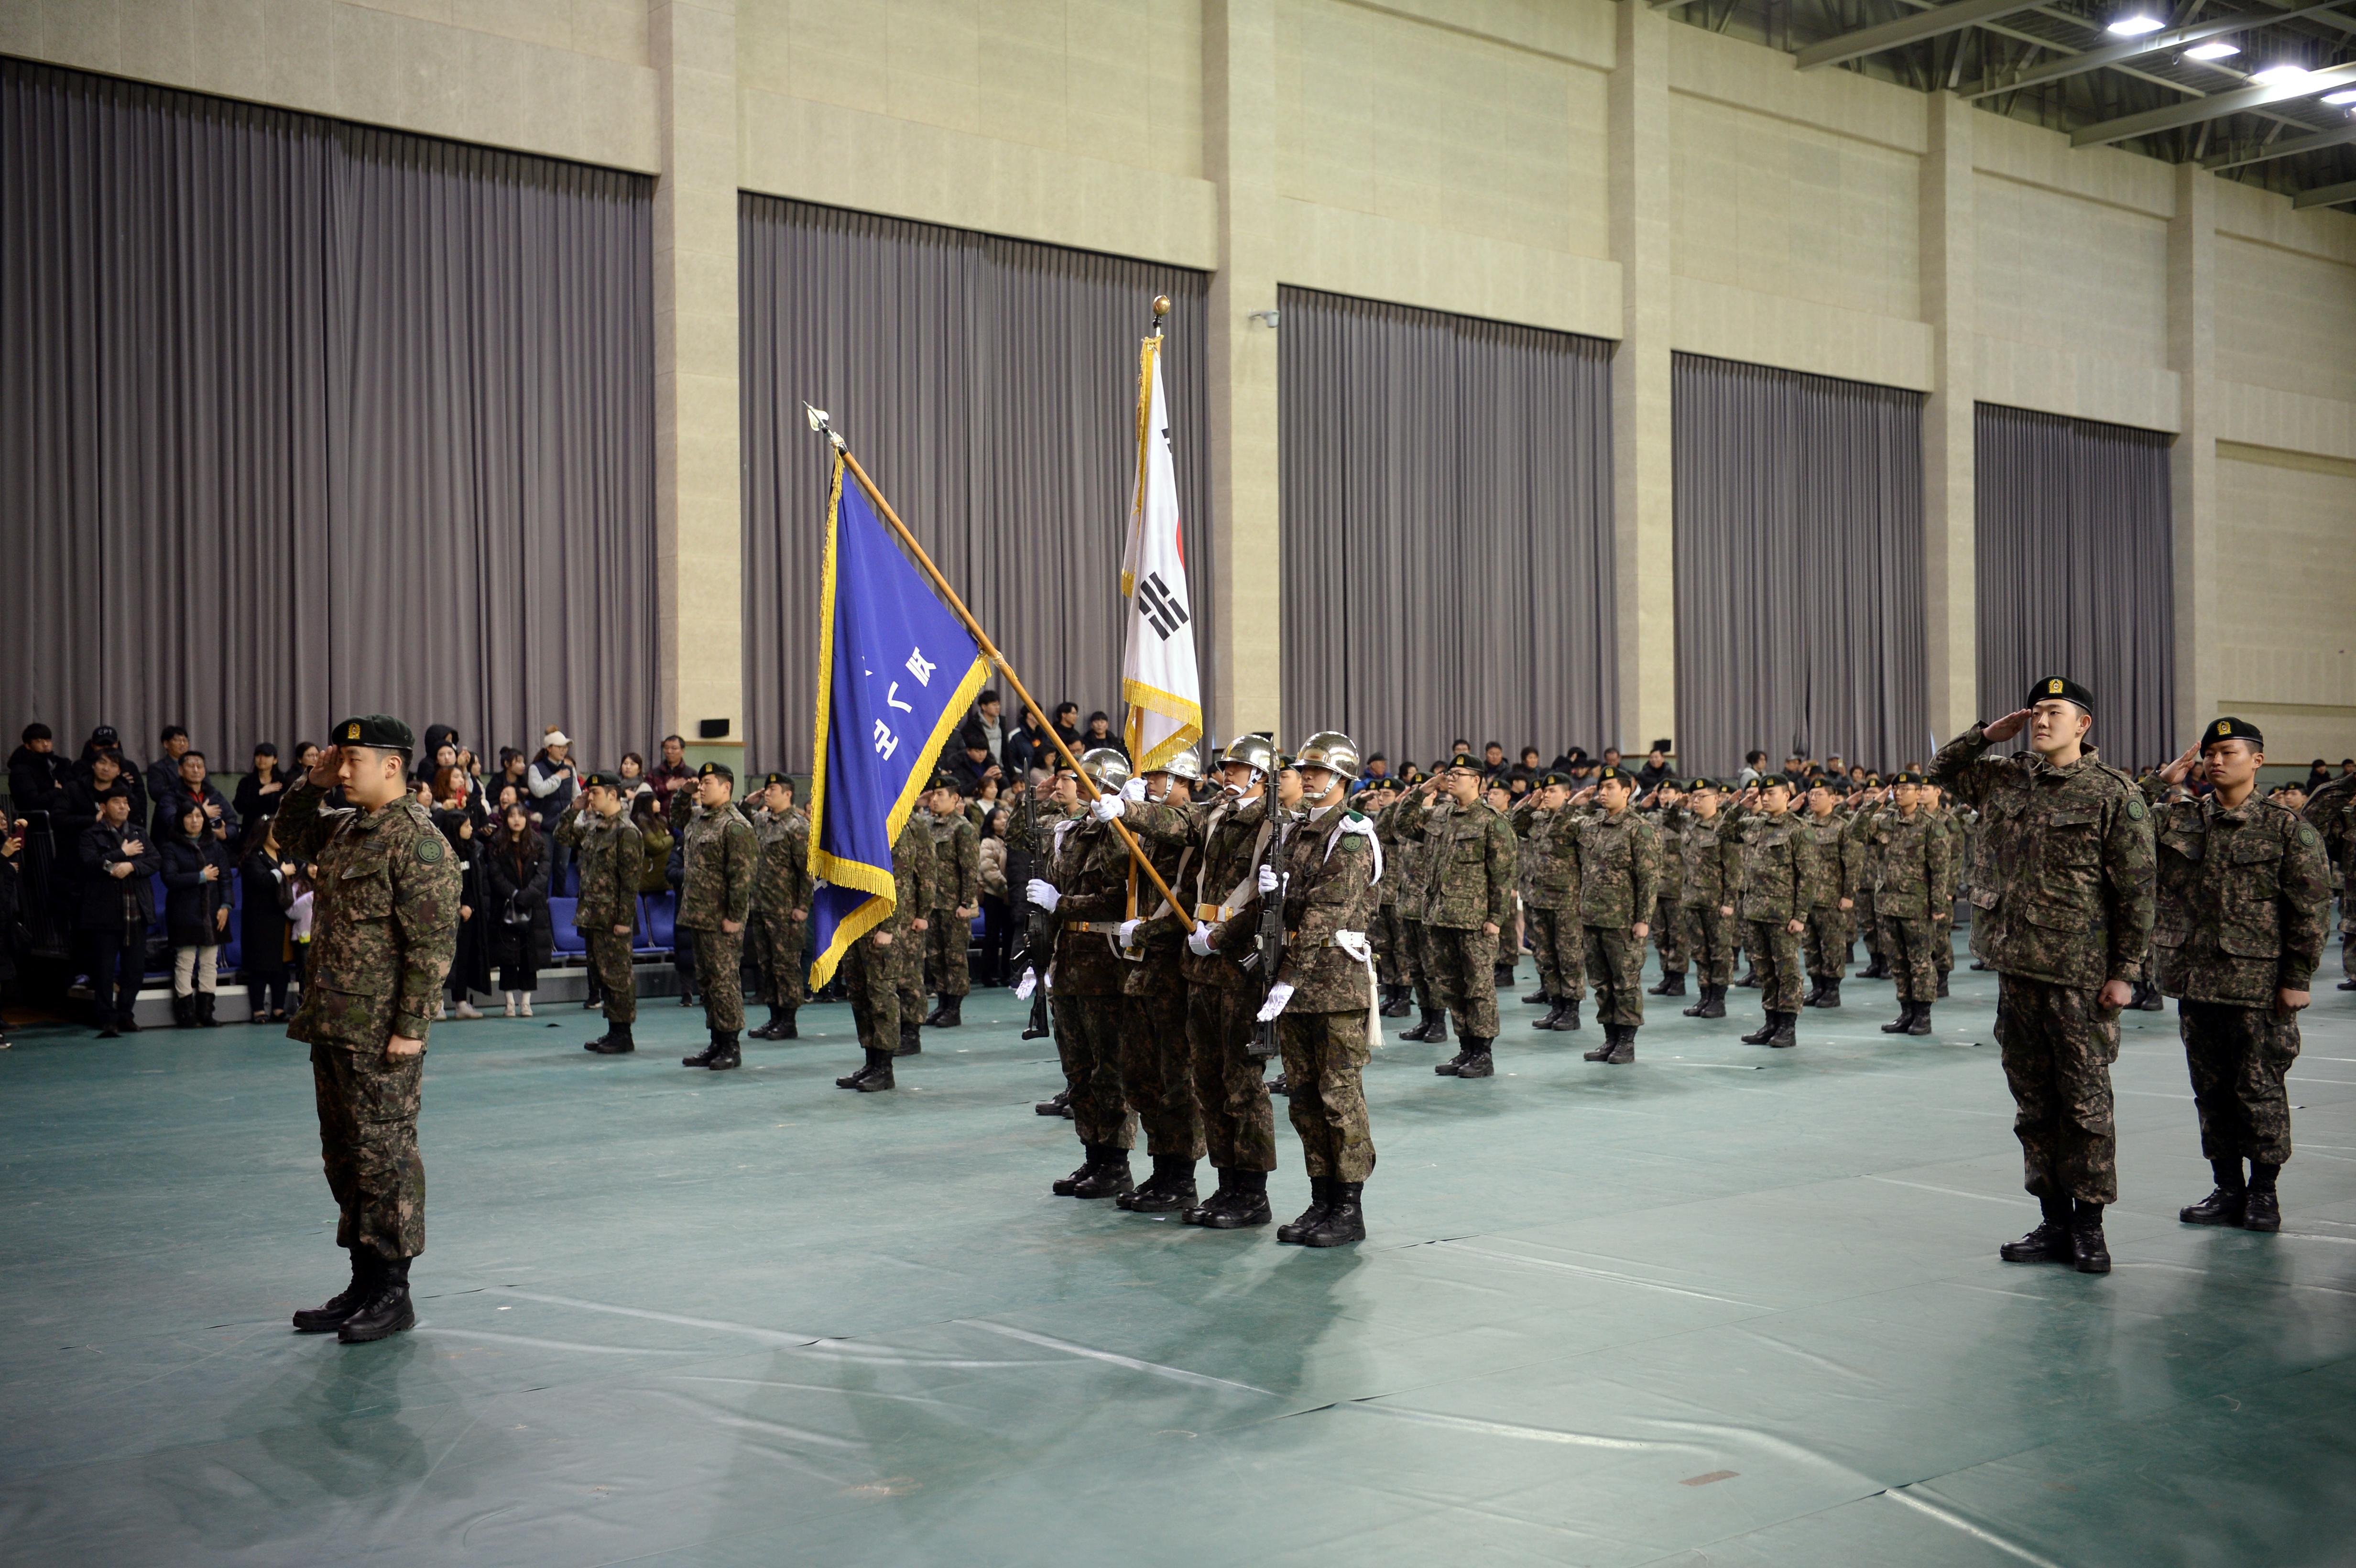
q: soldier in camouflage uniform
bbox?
[1568,766,1660,1064]
[1387,767,1444,1037]
[676,762,758,1072]
[2301,772,2356,988]
[1645,782,1689,997]
[1360,776,1411,1015]
[832,810,933,1092]
[1800,779,1858,1008]
[1254,732,1380,1247]
[1395,753,1517,1078]
[1867,772,1954,1036]
[1848,785,1888,979]
[921,779,980,1028]
[1932,677,2155,1274]
[1031,748,1144,1200]
[890,813,938,1057]
[1675,779,1744,1020]
[280,717,460,1345]
[746,773,813,1042]
[1511,771,1585,1032]
[1735,776,1818,1049]
[559,771,647,1055]
[1922,783,1963,998]
[1101,750,1209,1215]
[2148,719,2332,1232]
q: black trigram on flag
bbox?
[1138,571,1190,641]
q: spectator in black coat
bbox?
[483,803,553,1016]
[74,727,149,829]
[1005,706,1049,777]
[146,727,193,823]
[159,801,234,1027]
[234,742,292,826]
[1051,702,1082,756]
[238,819,298,1024]
[77,790,157,1037]
[154,749,239,842]
[1080,710,1125,761]
[8,723,67,816]
[1635,740,1678,792]
[429,770,489,1020]
[0,821,22,1049]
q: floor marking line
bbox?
[1883,1485,2068,1568]
[1434,1240,1774,1309]
[958,1320,1273,1395]
[1339,1400,1691,1452]
[1866,1175,2038,1209]
[491,1290,822,1346]
[416,1327,702,1357]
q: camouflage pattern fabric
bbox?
[1369,902,1407,987]
[841,935,898,1055]
[1684,903,1737,988]
[1736,815,1818,926]
[693,928,745,1031]
[310,1042,425,1261]
[1402,917,1436,1009]
[1266,804,1378,1011]
[277,779,461,1051]
[924,917,970,1001]
[1803,906,1851,980]
[1526,904,1586,1002]
[1996,973,2120,1204]
[2179,999,2301,1165]
[1278,1010,1375,1182]
[1677,811,1744,912]
[1122,988,1205,1160]
[1188,980,1274,1172]
[675,802,756,933]
[749,908,806,1009]
[751,805,813,915]
[1745,918,1805,1014]
[1051,992,1138,1149]
[1426,924,1499,1039]
[556,807,646,938]
[1581,924,1646,1028]
[1868,808,1954,922]
[890,819,938,1030]
[2147,786,2330,1005]
[1402,794,1516,930]
[924,808,979,1000]
[1571,808,1660,931]
[589,928,637,1024]
[1881,915,1937,1003]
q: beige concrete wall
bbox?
[2213,444,2356,762]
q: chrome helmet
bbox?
[1077,746,1132,793]
[1293,730,1361,782]
[1152,747,1205,783]
[1216,732,1277,775]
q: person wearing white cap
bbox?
[528,727,578,894]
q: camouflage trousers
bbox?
[1682,903,1737,987]
[1401,917,1436,1010]
[1744,920,1806,1014]
[1425,924,1500,1040]
[1278,1009,1376,1182]
[895,924,926,1030]
[1370,904,1407,988]
[749,908,806,1008]
[1854,890,1881,958]
[1581,924,1646,1028]
[688,927,745,1031]
[1996,975,2119,1204]
[1653,902,1688,977]
[1804,907,1851,978]
[1123,986,1204,1160]
[1526,904,1586,1001]
[841,935,898,1054]
[1881,915,1939,1003]
[1933,910,1955,976]
[1052,991,1137,1150]
[925,912,970,999]
[2180,1000,2300,1165]
[1188,980,1275,1173]
[588,928,638,1024]
[311,1042,425,1262]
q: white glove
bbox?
[1091,793,1124,822]
[1117,918,1143,950]
[1122,776,1147,803]
[1255,981,1295,1023]
[1188,924,1217,957]
[1257,864,1278,894]
[1025,879,1061,913]
[1013,968,1037,1000]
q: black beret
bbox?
[1448,753,1478,772]
[582,770,623,792]
[1757,773,1796,792]
[1892,770,1927,785]
[2200,716,2263,751]
[331,715,414,752]
[1538,771,1573,789]
[2028,675,2094,712]
[1596,765,1632,784]
[1684,776,1718,792]
[697,761,733,782]
[760,771,793,791]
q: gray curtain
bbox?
[1278,286,1616,767]
[1975,403,2175,770]
[0,60,658,771]
[1672,354,1927,777]
[739,196,1213,775]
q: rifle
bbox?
[1242,813,1296,1059]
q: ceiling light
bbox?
[2323,87,2356,105]
[2182,40,2240,61]
[2251,64,2312,85]
[2106,12,2165,35]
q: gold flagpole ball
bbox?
[1152,294,1171,319]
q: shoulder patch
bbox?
[2125,797,2146,821]
[415,835,445,864]
[2300,823,2319,847]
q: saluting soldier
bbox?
[2149,719,2332,1232]
[1800,778,1858,1009]
[1675,778,1744,1021]
[675,762,758,1072]
[1360,776,1412,1016]
[1735,775,1817,1049]
[1568,765,1660,1064]
[1388,766,1445,1039]
[1931,677,2155,1274]
[1645,783,1689,998]
[1921,782,1963,999]
[1031,749,1143,1200]
[1868,773,1953,1037]
[833,808,933,1093]
[746,772,813,1042]
[280,718,460,1345]
[560,770,648,1055]
[1107,749,1208,1216]
[1848,784,1888,980]
[1511,771,1586,1032]
[1396,753,1517,1078]
[921,778,980,1028]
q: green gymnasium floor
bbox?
[5,947,2354,1567]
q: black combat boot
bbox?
[922,996,947,1026]
[1766,1012,1796,1048]
[1735,965,1761,989]
[1304,1182,1365,1247]
[1379,985,1411,1018]
[1534,999,1566,1031]
[1651,970,1686,997]
[1020,1008,1051,1041]
[1123,1154,1198,1214]
[1434,1045,1472,1075]
[1582,1025,1614,1060]
[835,1048,887,1089]
[1800,979,1823,1008]
[1278,1176,1332,1243]
[2180,1158,2247,1226]
[1494,961,1517,989]
[1183,1169,1235,1225]
[1405,1009,1448,1045]
[1034,1088,1071,1116]
[337,1256,416,1343]
[936,996,962,1028]
[1905,1002,1932,1036]
[1522,985,1550,1005]
[1453,1041,1494,1078]
[1818,978,1842,1009]
[1936,973,1951,998]
[1053,1145,1103,1196]
[292,1250,377,1333]
[1698,985,1727,1019]
[586,1021,636,1055]
[2243,1161,2282,1232]
[678,986,697,1008]
[749,1005,789,1040]
[1070,1147,1135,1200]
[1201,1168,1271,1229]
[682,1034,724,1067]
[705,1033,742,1071]
[1882,1001,1918,1034]
[858,1048,896,1091]
[1604,1025,1636,1066]
[895,1020,921,1056]
[1862,953,1889,980]
[1741,1013,1778,1045]
[2071,1199,2111,1273]
[1559,998,1581,1030]
[2000,1195,2076,1263]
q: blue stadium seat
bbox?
[632,895,665,957]
[549,896,585,956]
[644,892,676,954]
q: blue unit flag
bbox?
[806,456,989,988]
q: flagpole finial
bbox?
[802,402,846,451]
[1152,294,1171,320]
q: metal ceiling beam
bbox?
[2205,118,2356,165]
[1965,1,2352,101]
[1796,0,2047,70]
[2071,58,2356,142]
[2291,174,2356,204]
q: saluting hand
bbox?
[308,746,342,788]
[1981,708,2035,744]
[2159,742,2203,786]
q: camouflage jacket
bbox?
[276,779,460,1051]
[1844,805,1884,905]
[1269,802,1380,1011]
[751,805,813,916]
[676,801,757,930]
[1129,790,1283,990]
[1379,798,1428,918]
[2147,783,2331,1003]
[1930,725,2154,988]
[1571,806,1660,928]
[1676,808,1743,908]
[1800,811,1857,909]
[1509,798,1580,909]
[1398,792,1516,930]
[556,805,646,933]
[1736,812,1818,925]
[923,807,980,911]
[1043,813,1133,996]
[1120,813,1195,999]
[1865,806,1954,922]
[885,815,937,936]
[1649,810,1684,906]
[2301,774,2356,894]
